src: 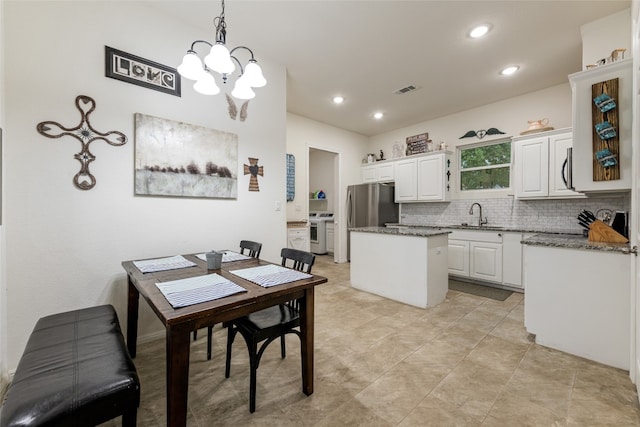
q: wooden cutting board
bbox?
[588,219,628,243]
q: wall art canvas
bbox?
[134,113,238,199]
[105,46,181,97]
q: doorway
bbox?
[309,147,339,263]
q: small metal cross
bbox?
[37,95,127,190]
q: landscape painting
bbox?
[134,113,238,198]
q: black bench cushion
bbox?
[1,305,140,426]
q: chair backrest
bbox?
[280,248,315,273]
[240,240,262,258]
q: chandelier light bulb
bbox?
[205,43,236,75]
[177,52,205,81]
[231,77,256,99]
[242,60,267,88]
[193,72,220,95]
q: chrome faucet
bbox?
[469,202,488,227]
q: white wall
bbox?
[286,113,369,262]
[309,149,336,213]
[581,8,632,68]
[2,1,287,371]
[0,0,6,394]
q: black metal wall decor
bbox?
[36,95,128,190]
[459,128,505,139]
[243,157,263,191]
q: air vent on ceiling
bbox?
[393,85,421,95]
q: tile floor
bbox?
[120,255,640,426]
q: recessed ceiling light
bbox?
[332,96,344,104]
[469,24,491,38]
[500,65,520,76]
[373,112,384,120]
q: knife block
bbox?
[588,220,629,243]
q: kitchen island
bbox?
[523,233,631,369]
[349,226,450,308]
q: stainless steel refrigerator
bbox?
[346,183,399,260]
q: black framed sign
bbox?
[105,46,181,97]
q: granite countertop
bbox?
[349,226,450,238]
[522,233,632,254]
[382,223,631,253]
[384,223,578,234]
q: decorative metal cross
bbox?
[36,95,127,190]
[243,157,264,191]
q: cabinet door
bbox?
[394,159,417,202]
[502,233,522,288]
[362,164,378,183]
[378,162,395,182]
[417,155,445,201]
[548,132,583,198]
[326,223,334,252]
[448,239,470,276]
[287,229,309,251]
[470,241,502,282]
[514,136,548,198]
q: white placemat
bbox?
[133,255,197,274]
[155,273,246,308]
[196,251,252,263]
[230,264,312,288]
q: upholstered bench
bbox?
[0,305,140,426]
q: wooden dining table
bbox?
[122,253,327,427]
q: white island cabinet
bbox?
[350,227,449,308]
[523,236,631,369]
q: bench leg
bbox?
[122,407,137,427]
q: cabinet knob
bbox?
[498,233,502,237]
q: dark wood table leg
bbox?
[166,326,191,427]
[300,287,315,395]
[127,277,139,358]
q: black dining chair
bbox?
[240,240,262,258]
[224,247,315,412]
[194,240,263,360]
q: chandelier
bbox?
[177,0,266,100]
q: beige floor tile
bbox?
[123,255,640,426]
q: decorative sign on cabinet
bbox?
[513,128,584,199]
[569,58,632,193]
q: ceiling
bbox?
[152,0,631,136]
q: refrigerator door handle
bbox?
[346,188,353,228]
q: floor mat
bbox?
[449,280,513,301]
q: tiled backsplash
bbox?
[400,195,630,233]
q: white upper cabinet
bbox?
[513,129,584,199]
[394,158,418,201]
[394,151,452,203]
[569,59,632,193]
[361,161,394,183]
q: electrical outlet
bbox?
[275,201,281,211]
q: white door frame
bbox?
[631,0,639,392]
